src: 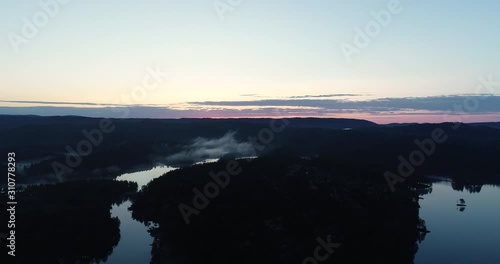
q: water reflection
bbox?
[103,166,176,263]
[116,166,176,190]
[451,182,485,193]
[9,180,136,263]
[416,181,500,263]
[103,200,153,264]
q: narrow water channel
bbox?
[103,166,176,263]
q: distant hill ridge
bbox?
[0,115,377,131]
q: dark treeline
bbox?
[131,156,429,264]
[0,116,498,263]
[0,116,376,183]
[0,180,137,263]
[1,115,499,185]
[275,123,500,184]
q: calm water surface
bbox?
[104,166,175,264]
[415,182,500,264]
[103,167,500,264]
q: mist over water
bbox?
[165,131,255,164]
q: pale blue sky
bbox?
[1,0,499,122]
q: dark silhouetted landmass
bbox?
[0,180,137,263]
[0,115,499,185]
[131,156,428,264]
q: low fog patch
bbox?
[166,131,255,164]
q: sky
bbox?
[1,0,499,123]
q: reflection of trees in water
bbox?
[416,218,429,243]
[452,182,465,192]
[451,182,483,193]
[8,180,137,263]
[465,185,483,193]
[417,186,433,196]
[132,158,426,264]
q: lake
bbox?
[103,167,500,263]
[415,181,500,263]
